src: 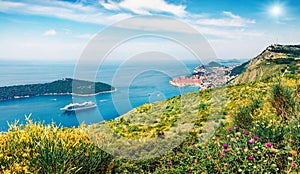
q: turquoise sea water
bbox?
[0,61,199,131]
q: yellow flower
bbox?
[22,166,29,173]
[290,150,297,156]
[267,123,272,128]
[3,170,11,174]
[270,148,279,153]
[84,139,90,144]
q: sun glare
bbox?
[270,5,282,17]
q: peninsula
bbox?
[170,44,300,89]
[170,61,237,89]
[0,78,115,101]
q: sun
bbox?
[270,5,283,17]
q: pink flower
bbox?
[265,143,272,147]
[223,144,228,149]
[253,136,259,141]
[221,154,225,157]
[247,156,253,160]
[224,149,229,153]
[291,162,297,168]
[228,128,232,132]
[248,139,254,145]
[244,131,249,135]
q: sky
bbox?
[0,0,299,62]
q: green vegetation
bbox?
[233,98,262,130]
[270,44,300,57]
[230,60,249,76]
[0,78,115,101]
[0,45,299,173]
[1,73,298,173]
[232,44,300,83]
[0,118,113,173]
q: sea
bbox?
[0,60,201,131]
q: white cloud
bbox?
[0,0,264,60]
[43,29,57,36]
[0,0,131,25]
[0,1,25,11]
[99,0,120,10]
[99,0,187,17]
[113,17,200,34]
[0,1,256,38]
[195,11,255,27]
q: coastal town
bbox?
[170,62,237,89]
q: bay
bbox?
[0,61,200,131]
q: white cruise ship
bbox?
[60,101,97,112]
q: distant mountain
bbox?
[232,44,300,84]
[215,58,246,66]
[206,61,222,67]
[0,78,115,101]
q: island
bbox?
[0,78,115,101]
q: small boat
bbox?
[60,101,97,112]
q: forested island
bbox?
[0,78,115,101]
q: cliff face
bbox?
[232,44,300,84]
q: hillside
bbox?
[0,45,299,173]
[0,78,115,101]
[232,44,300,83]
[169,44,300,88]
[84,45,300,172]
[87,73,299,173]
[1,73,298,173]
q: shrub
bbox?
[253,117,286,144]
[195,128,299,173]
[270,82,298,120]
[233,98,262,129]
[0,118,113,173]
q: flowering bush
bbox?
[193,127,299,173]
[0,119,113,173]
